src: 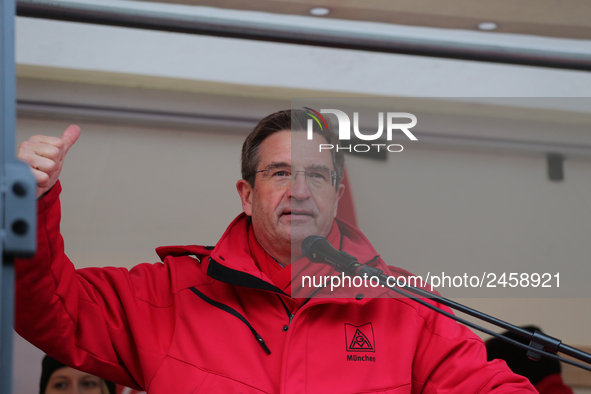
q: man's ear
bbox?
[236,179,254,216]
[332,183,346,218]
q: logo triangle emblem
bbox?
[349,328,373,350]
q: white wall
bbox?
[15,17,591,97]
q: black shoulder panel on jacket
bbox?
[207,258,288,296]
[156,245,213,261]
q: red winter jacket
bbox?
[15,182,536,393]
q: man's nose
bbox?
[289,172,312,199]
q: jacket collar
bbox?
[204,213,392,299]
[156,213,394,299]
[204,214,288,295]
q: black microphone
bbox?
[301,235,381,277]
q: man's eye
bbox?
[271,170,290,177]
[307,171,326,180]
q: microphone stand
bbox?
[321,255,591,373]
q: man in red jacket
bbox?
[15,109,536,393]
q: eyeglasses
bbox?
[250,166,338,189]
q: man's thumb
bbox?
[61,125,81,153]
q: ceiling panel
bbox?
[138,0,591,39]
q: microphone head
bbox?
[301,235,326,260]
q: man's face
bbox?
[237,130,344,262]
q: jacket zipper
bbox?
[277,297,295,331]
[189,287,271,355]
[277,285,325,332]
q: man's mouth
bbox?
[283,211,313,217]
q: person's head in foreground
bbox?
[236,109,345,265]
[486,326,573,394]
[40,355,116,394]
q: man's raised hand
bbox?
[18,125,81,198]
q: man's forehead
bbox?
[259,131,333,168]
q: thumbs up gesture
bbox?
[18,125,81,198]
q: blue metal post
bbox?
[1,1,37,392]
[0,0,17,392]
